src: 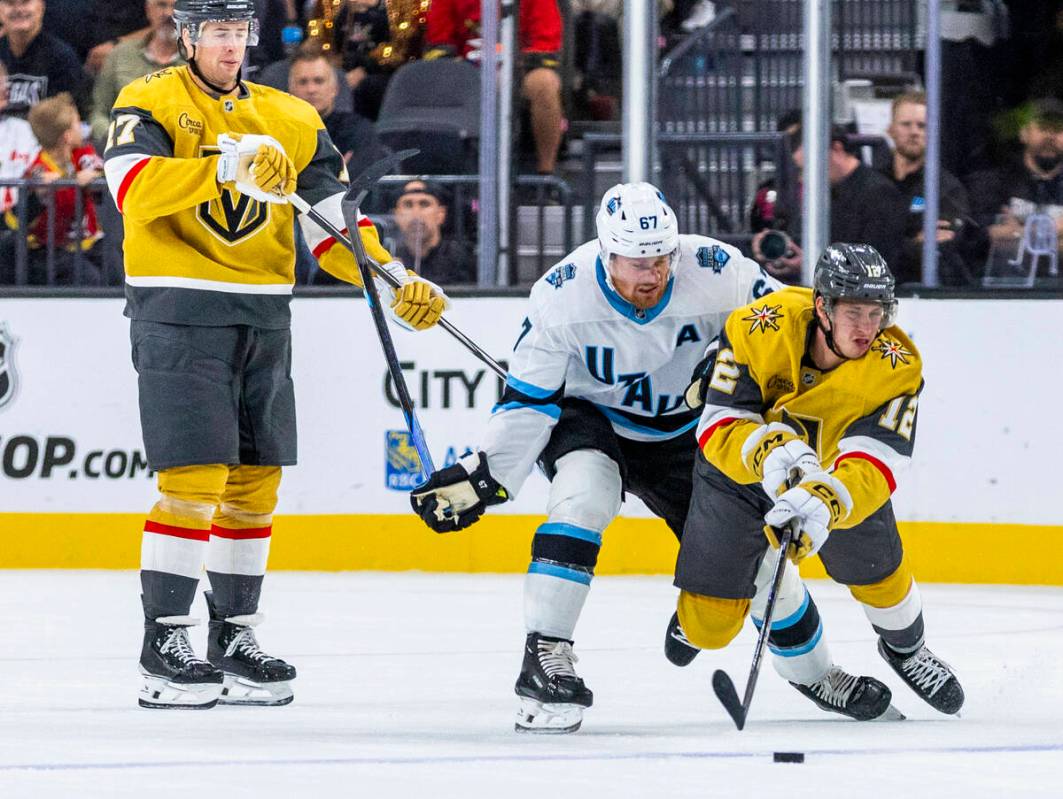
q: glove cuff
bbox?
[741,422,801,477]
[798,472,853,528]
[461,451,509,505]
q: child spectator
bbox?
[9,92,103,283]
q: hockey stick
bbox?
[328,150,435,476]
[711,490,800,731]
[288,159,506,381]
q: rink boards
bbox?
[0,295,1060,584]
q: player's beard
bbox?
[630,281,666,309]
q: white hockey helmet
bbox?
[596,182,680,271]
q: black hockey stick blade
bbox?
[341,148,420,213]
[712,669,746,730]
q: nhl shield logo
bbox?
[0,323,19,411]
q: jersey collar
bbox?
[595,255,674,325]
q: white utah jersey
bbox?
[480,235,781,496]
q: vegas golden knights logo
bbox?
[197,146,269,244]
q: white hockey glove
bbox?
[763,473,852,563]
[376,261,451,331]
[410,452,509,533]
[216,133,296,204]
[741,422,814,490]
[760,438,823,499]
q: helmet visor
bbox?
[178,18,259,47]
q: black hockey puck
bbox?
[773,752,805,763]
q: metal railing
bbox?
[659,1,922,135]
[1,174,577,289]
[0,177,113,287]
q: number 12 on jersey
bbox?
[878,395,918,440]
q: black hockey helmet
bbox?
[174,0,259,46]
[813,243,897,329]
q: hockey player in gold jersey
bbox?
[103,0,449,709]
[672,243,965,717]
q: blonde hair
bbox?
[891,91,927,117]
[28,93,78,150]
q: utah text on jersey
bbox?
[477,236,782,497]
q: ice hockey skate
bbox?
[206,593,296,706]
[514,632,594,733]
[878,639,964,715]
[664,611,700,667]
[139,617,223,709]
[791,665,905,721]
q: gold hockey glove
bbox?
[391,279,446,330]
[249,144,297,197]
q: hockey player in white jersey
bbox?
[412,183,897,732]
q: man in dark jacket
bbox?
[881,91,983,285]
[751,123,909,285]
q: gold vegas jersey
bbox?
[696,287,923,528]
[103,65,390,328]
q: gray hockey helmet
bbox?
[174,0,259,46]
[813,243,897,328]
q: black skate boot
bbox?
[206,592,296,706]
[139,617,223,709]
[878,639,964,715]
[791,665,905,721]
[514,632,593,734]
[664,611,700,667]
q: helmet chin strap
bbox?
[817,304,850,361]
[186,43,241,95]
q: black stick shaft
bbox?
[291,195,507,380]
[737,523,795,724]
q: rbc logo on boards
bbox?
[385,430,427,490]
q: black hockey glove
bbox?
[410,452,509,533]
[684,346,718,410]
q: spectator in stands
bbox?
[968,98,1063,252]
[90,0,183,144]
[331,0,407,121]
[882,91,982,285]
[425,0,564,176]
[751,122,908,284]
[4,92,102,284]
[0,0,89,116]
[83,1,152,74]
[286,46,382,178]
[0,58,39,215]
[391,179,474,284]
[257,38,354,113]
[43,0,149,72]
[244,0,295,78]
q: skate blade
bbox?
[218,674,294,706]
[514,697,584,734]
[139,671,222,710]
[874,704,906,722]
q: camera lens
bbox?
[760,231,789,260]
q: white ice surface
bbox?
[0,572,1060,799]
